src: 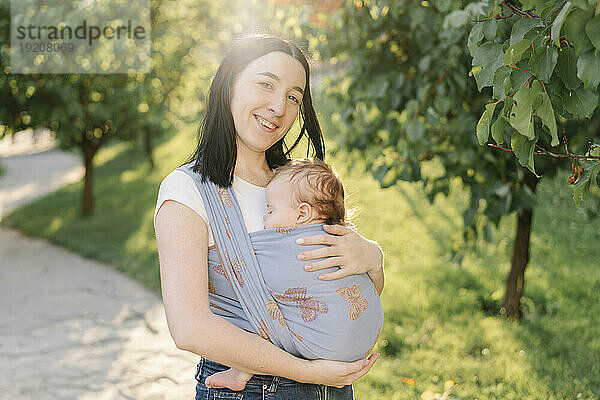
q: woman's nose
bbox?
[267,93,286,116]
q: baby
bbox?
[205,158,379,391]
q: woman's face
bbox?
[230,51,306,156]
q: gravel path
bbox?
[0,132,197,399]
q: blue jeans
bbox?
[194,357,355,400]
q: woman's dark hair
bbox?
[185,34,325,187]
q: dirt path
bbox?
[0,132,197,399]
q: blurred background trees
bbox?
[1,0,598,311]
[300,0,600,319]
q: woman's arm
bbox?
[296,224,385,294]
[155,201,378,386]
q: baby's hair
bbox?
[270,158,346,225]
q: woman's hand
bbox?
[297,224,385,293]
[303,353,380,388]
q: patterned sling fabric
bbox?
[178,163,383,362]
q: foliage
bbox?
[303,0,600,318]
[2,125,599,399]
[467,0,600,210]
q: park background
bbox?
[1,0,599,398]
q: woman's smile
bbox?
[230,51,306,154]
[254,114,279,132]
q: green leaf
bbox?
[467,23,484,56]
[564,8,594,54]
[510,68,531,91]
[530,80,559,146]
[444,10,469,29]
[556,47,582,90]
[476,102,497,145]
[509,84,535,139]
[563,87,599,118]
[577,50,600,89]
[472,42,505,90]
[586,15,600,50]
[511,132,537,174]
[530,46,558,81]
[493,67,511,100]
[551,2,573,46]
[491,114,507,144]
[483,19,497,41]
[570,0,590,9]
[510,18,544,45]
[405,119,425,142]
[505,39,531,66]
[573,168,595,209]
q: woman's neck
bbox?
[235,150,273,187]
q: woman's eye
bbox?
[259,81,273,89]
[288,95,300,104]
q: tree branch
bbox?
[488,143,600,160]
[503,0,540,19]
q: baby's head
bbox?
[264,158,346,229]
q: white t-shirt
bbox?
[153,169,267,246]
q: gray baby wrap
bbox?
[179,164,383,362]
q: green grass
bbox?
[2,119,599,399]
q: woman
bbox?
[154,35,385,399]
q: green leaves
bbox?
[530,46,558,81]
[577,50,600,90]
[476,102,497,145]
[531,80,558,146]
[584,15,600,50]
[443,10,469,29]
[509,84,535,139]
[556,47,581,90]
[563,87,599,118]
[491,114,507,144]
[551,2,573,46]
[510,18,543,45]
[505,39,531,66]
[511,131,537,175]
[472,42,505,90]
[564,8,594,54]
[405,119,426,142]
[573,161,600,209]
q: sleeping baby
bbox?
[204,158,384,391]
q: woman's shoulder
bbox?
[154,163,209,228]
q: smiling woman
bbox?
[230,51,306,171]
[153,35,385,400]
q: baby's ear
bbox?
[296,202,312,224]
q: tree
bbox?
[310,0,599,318]
[0,0,220,214]
[467,0,600,210]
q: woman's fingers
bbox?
[304,256,344,271]
[297,233,336,246]
[345,353,379,382]
[298,245,338,261]
[322,224,353,236]
[316,268,352,281]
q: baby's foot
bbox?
[205,368,253,392]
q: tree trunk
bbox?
[144,128,154,168]
[503,173,539,319]
[82,145,95,216]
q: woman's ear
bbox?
[296,202,313,224]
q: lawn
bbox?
[2,116,599,399]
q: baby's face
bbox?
[264,178,299,229]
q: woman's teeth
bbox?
[256,116,277,129]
